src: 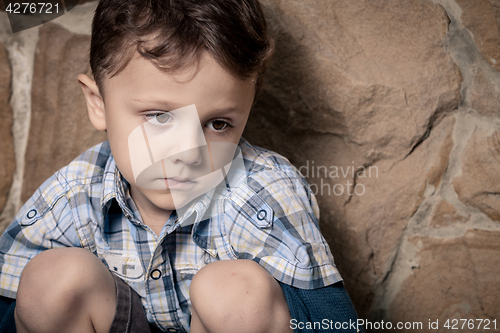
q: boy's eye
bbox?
[156,113,171,123]
[144,112,173,125]
[207,120,230,131]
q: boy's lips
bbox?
[164,177,196,190]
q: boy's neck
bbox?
[129,186,172,236]
[139,208,171,237]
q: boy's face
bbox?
[83,53,255,222]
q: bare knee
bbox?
[15,248,116,333]
[190,259,292,333]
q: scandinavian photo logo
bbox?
[298,160,379,197]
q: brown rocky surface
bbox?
[471,67,500,117]
[0,42,15,214]
[492,0,500,25]
[453,127,500,222]
[390,230,500,330]
[491,0,500,22]
[334,116,455,315]
[457,0,500,71]
[247,0,461,316]
[429,199,470,228]
[250,0,461,160]
[22,23,107,202]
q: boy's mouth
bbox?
[164,177,197,190]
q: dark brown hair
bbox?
[90,0,274,98]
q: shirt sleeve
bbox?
[220,164,343,289]
[0,174,82,299]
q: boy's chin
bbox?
[141,189,196,212]
[137,177,221,211]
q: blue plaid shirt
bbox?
[0,138,342,332]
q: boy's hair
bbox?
[90,0,274,98]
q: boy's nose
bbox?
[172,145,202,166]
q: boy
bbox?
[0,0,362,332]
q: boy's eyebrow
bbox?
[131,99,244,115]
[131,98,180,110]
[206,107,244,116]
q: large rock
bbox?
[246,0,461,316]
[429,199,470,228]
[0,42,15,214]
[335,115,455,315]
[453,126,500,222]
[249,0,461,160]
[457,0,500,71]
[491,0,500,24]
[470,67,500,117]
[391,230,500,328]
[22,23,107,202]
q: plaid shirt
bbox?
[0,138,341,332]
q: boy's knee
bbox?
[18,247,106,300]
[190,259,291,333]
[16,248,116,332]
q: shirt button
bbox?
[150,269,161,280]
[27,209,37,219]
[166,329,178,333]
[257,210,267,221]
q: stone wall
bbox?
[1,0,499,330]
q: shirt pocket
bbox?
[100,251,144,280]
[229,183,274,229]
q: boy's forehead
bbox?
[102,52,256,109]
[106,52,253,88]
[125,52,201,82]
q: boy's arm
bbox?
[0,173,82,299]
[222,164,341,289]
[219,157,364,332]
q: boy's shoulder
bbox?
[57,141,113,185]
[233,138,317,219]
[6,141,114,243]
[238,137,300,177]
[237,137,311,195]
[19,141,114,221]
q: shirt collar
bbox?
[100,155,135,228]
[99,154,219,241]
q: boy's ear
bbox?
[78,74,107,131]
